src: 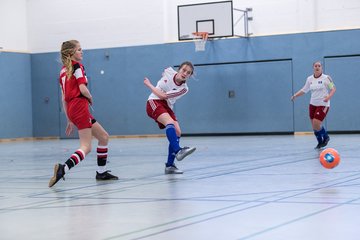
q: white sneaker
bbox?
[165,165,183,174]
[175,146,196,161]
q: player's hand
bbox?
[291,95,295,101]
[323,95,330,102]
[144,77,151,87]
[87,96,93,105]
[65,122,75,136]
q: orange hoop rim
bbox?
[192,32,208,40]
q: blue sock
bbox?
[165,124,181,154]
[314,129,322,144]
[166,143,176,167]
[319,126,329,141]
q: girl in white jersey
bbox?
[291,61,336,149]
[144,61,196,174]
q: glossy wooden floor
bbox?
[1,134,359,240]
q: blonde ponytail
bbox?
[60,40,79,79]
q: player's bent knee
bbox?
[100,132,109,143]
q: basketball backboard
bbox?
[178,1,234,40]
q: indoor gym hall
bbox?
[1,134,359,240]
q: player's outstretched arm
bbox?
[144,77,167,99]
[291,90,305,101]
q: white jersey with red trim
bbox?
[148,67,189,109]
[301,73,335,107]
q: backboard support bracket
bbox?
[233,7,253,37]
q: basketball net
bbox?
[192,32,208,52]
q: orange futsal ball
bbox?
[319,148,340,169]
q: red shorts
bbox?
[146,99,177,129]
[67,97,94,130]
[309,104,329,121]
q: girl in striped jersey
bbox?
[291,61,336,149]
[49,40,118,187]
[144,62,196,174]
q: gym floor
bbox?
[1,134,359,240]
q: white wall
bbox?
[233,0,360,36]
[26,0,166,53]
[1,0,359,53]
[0,0,28,52]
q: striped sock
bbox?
[65,149,85,171]
[97,145,108,173]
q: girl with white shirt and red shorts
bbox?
[291,61,336,149]
[144,62,196,174]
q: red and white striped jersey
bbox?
[148,67,189,109]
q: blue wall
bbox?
[2,29,360,138]
[0,52,33,138]
[31,53,62,137]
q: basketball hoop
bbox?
[192,32,208,52]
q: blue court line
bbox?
[11,170,359,214]
[1,165,222,212]
[21,152,305,197]
[236,195,360,240]
[4,157,358,212]
[190,157,315,180]
[103,192,286,240]
[103,172,360,239]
